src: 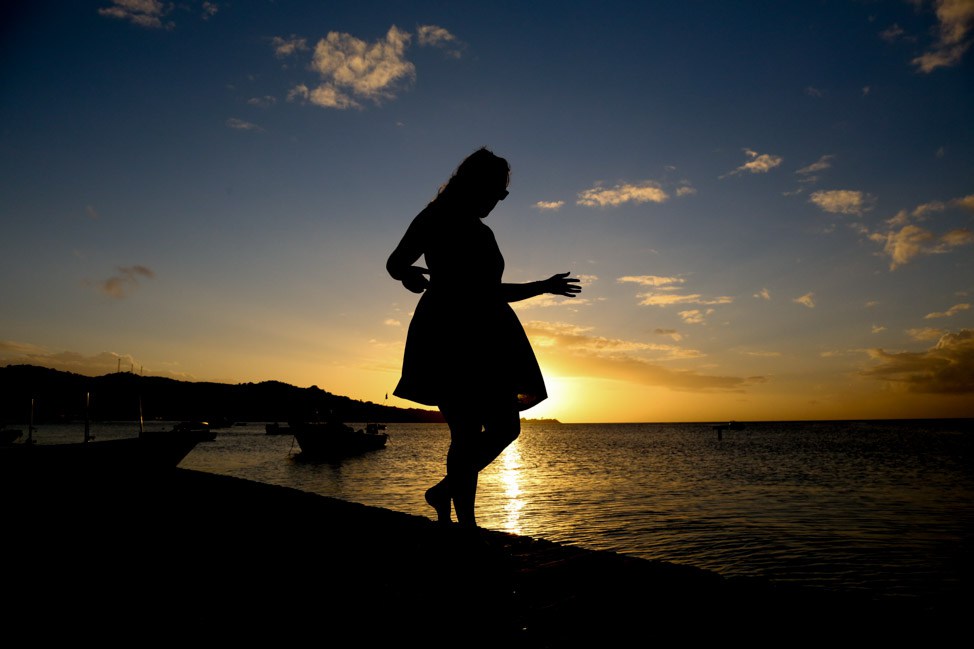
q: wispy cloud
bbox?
[869,224,974,269]
[98,0,174,30]
[862,329,974,394]
[96,265,155,299]
[809,189,873,215]
[247,96,277,109]
[754,288,771,300]
[272,35,309,58]
[793,293,815,308]
[577,182,669,207]
[678,308,715,324]
[721,148,783,178]
[638,293,733,307]
[618,276,685,288]
[534,200,565,211]
[925,303,971,319]
[654,328,683,341]
[416,24,464,57]
[908,327,947,340]
[524,321,766,392]
[225,118,262,131]
[912,0,974,73]
[795,154,834,183]
[280,24,461,110]
[619,276,730,324]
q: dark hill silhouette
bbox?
[0,365,444,425]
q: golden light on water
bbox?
[498,438,524,536]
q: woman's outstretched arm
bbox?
[501,272,581,303]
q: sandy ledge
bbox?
[4,468,962,646]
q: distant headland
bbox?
[0,364,445,425]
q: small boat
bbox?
[172,420,217,441]
[0,395,212,486]
[265,422,291,435]
[712,420,746,439]
[0,427,212,485]
[290,420,388,459]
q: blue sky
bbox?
[1,0,972,422]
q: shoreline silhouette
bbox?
[5,467,956,645]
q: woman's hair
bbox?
[434,147,510,204]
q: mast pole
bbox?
[84,391,90,443]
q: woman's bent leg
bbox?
[473,399,520,472]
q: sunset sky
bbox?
[2,1,972,423]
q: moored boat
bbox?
[1,395,213,485]
[265,422,291,435]
[290,420,388,459]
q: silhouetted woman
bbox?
[387,147,581,529]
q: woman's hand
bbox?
[401,266,430,294]
[542,272,582,297]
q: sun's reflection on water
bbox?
[498,439,523,535]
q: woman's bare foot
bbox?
[424,483,452,524]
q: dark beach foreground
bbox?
[5,468,962,647]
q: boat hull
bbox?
[0,430,208,485]
[290,423,388,459]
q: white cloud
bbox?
[577,182,669,207]
[283,24,459,111]
[98,0,173,29]
[809,189,873,215]
[912,0,974,72]
[872,324,887,333]
[754,288,771,300]
[384,318,401,327]
[617,276,684,288]
[308,26,414,107]
[534,200,565,211]
[638,293,733,307]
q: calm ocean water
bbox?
[26,418,973,606]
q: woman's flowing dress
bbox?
[393,202,546,410]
